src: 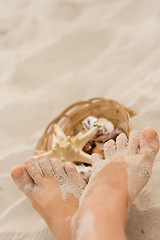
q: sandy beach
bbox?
[0,0,160,239]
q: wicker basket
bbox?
[35,97,136,154]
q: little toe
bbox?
[91,153,103,167]
[25,157,43,184]
[11,165,34,196]
[50,158,66,183]
[116,133,128,151]
[140,128,159,159]
[104,139,116,160]
[38,156,54,177]
[127,131,142,154]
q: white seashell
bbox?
[82,116,114,135]
[99,118,114,132]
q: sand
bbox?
[0,0,160,239]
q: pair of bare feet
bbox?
[11,128,159,240]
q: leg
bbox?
[72,128,159,240]
[11,157,86,240]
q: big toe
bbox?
[143,128,158,142]
[11,165,34,196]
[140,128,159,157]
[11,165,24,179]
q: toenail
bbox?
[143,129,157,140]
[11,167,24,178]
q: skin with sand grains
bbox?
[72,128,159,240]
[11,157,86,240]
[11,128,159,240]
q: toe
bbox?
[25,157,43,184]
[50,158,66,183]
[140,128,159,158]
[38,156,54,177]
[116,133,128,151]
[64,162,86,189]
[11,165,34,196]
[91,153,107,178]
[91,153,103,167]
[104,139,116,160]
[64,162,78,178]
[127,131,142,154]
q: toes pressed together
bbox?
[11,156,86,201]
[11,128,159,205]
[103,128,159,163]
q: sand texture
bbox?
[0,0,160,239]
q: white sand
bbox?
[0,0,160,239]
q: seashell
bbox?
[82,116,114,135]
[93,129,123,143]
[99,118,114,132]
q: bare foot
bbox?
[11,156,86,240]
[72,128,159,240]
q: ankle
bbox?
[86,182,128,203]
[73,187,128,240]
[80,185,128,224]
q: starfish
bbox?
[32,124,98,164]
